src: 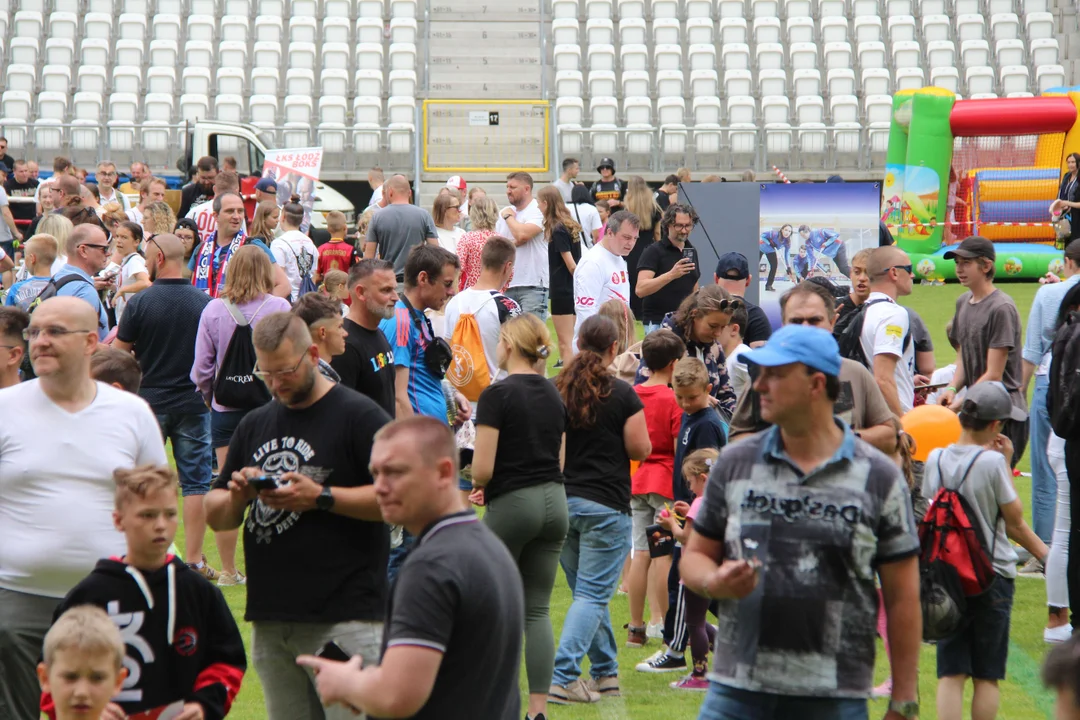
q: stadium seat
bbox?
[961,39,990,68]
[820,17,848,43]
[656,69,684,97]
[852,0,878,16]
[757,43,785,71]
[686,18,713,44]
[828,68,856,96]
[786,17,815,44]
[116,40,144,69]
[585,0,611,18]
[118,13,147,42]
[355,17,381,44]
[999,65,1030,94]
[187,16,216,43]
[653,18,681,45]
[759,69,787,97]
[554,44,582,72]
[793,68,821,96]
[790,42,817,70]
[214,94,245,123]
[284,94,313,124]
[552,18,578,44]
[226,0,254,15]
[861,67,890,94]
[865,94,892,153]
[652,0,679,18]
[858,40,886,69]
[854,16,882,43]
[13,11,43,39]
[318,96,349,152]
[36,91,69,149]
[1030,38,1059,67]
[250,68,279,96]
[44,38,74,66]
[218,41,248,69]
[1036,64,1066,92]
[149,39,179,67]
[956,14,985,42]
[892,40,921,69]
[113,67,142,95]
[619,17,646,45]
[753,17,780,44]
[819,0,846,18]
[728,96,757,155]
[718,0,745,18]
[0,91,32,146]
[256,16,284,43]
[751,0,778,19]
[965,65,995,94]
[719,69,750,100]
[690,69,718,97]
[286,68,315,96]
[107,93,139,151]
[556,70,582,97]
[688,43,716,71]
[354,68,383,97]
[355,42,384,71]
[783,0,812,18]
[321,68,350,97]
[220,15,250,43]
[389,0,416,17]
[182,67,213,96]
[290,16,318,43]
[592,69,618,97]
[259,0,287,14]
[926,40,956,69]
[322,42,350,70]
[621,43,648,71]
[654,44,682,71]
[588,44,616,72]
[551,0,579,18]
[686,0,712,18]
[922,14,950,42]
[763,96,792,155]
[1026,12,1054,40]
[954,0,979,14]
[83,13,112,42]
[995,38,1025,67]
[249,94,280,127]
[887,15,916,43]
[624,96,653,154]
[41,65,71,94]
[216,67,245,96]
[77,66,108,95]
[930,66,960,93]
[895,67,924,90]
[184,40,215,69]
[721,43,749,71]
[824,41,852,70]
[71,92,103,150]
[5,65,36,95]
[288,41,317,70]
[146,67,176,95]
[991,13,1020,42]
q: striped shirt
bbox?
[1022,274,1080,374]
[693,420,920,698]
[378,300,446,420]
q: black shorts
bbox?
[1003,418,1029,468]
[936,576,1014,681]
[550,290,575,316]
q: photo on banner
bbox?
[261,147,323,233]
[758,182,881,325]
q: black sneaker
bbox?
[635,651,686,673]
[553,359,564,369]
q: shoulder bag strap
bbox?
[221,299,248,327]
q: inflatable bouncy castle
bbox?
[882,87,1080,280]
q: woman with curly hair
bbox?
[141,200,176,239]
[635,285,740,421]
[549,314,651,705]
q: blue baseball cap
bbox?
[255,176,278,193]
[741,325,842,377]
[715,252,750,280]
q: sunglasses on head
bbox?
[719,298,743,312]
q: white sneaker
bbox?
[646,622,664,639]
[1017,557,1046,578]
[1045,624,1073,644]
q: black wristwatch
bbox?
[316,486,335,512]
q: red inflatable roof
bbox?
[950,96,1077,137]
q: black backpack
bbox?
[1047,282,1080,440]
[212,299,272,410]
[833,297,910,369]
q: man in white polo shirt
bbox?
[0,297,167,719]
[495,172,547,319]
[572,210,640,352]
[859,245,918,416]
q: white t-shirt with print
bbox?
[0,380,168,598]
[495,199,546,289]
[859,291,915,413]
[572,242,630,352]
[441,288,522,382]
[570,202,602,248]
[112,252,147,322]
[271,229,320,302]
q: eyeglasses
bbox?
[891,264,914,275]
[253,354,307,382]
[671,222,694,229]
[23,327,94,341]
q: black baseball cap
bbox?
[715,252,750,280]
[943,236,996,262]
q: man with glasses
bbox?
[94,161,130,211]
[729,281,898,454]
[205,311,391,720]
[573,210,639,352]
[49,224,110,338]
[0,296,166,720]
[858,246,919,417]
[0,305,27,388]
[636,204,701,335]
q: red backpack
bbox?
[918,449,998,640]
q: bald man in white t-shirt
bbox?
[572,210,640,352]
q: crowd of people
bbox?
[3,148,1080,720]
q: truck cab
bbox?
[178,120,357,230]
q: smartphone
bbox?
[316,640,351,663]
[248,475,281,492]
[682,247,697,265]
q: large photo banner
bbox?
[261,147,323,232]
[758,182,881,324]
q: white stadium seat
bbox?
[286,68,315,96]
[619,17,646,45]
[251,68,279,96]
[786,17,815,44]
[961,39,990,68]
[1031,39,1059,67]
[1026,12,1055,40]
[724,68,753,97]
[41,65,71,93]
[146,67,177,95]
[966,65,995,94]
[999,65,1030,94]
[793,68,821,96]
[216,67,246,96]
[926,40,956,69]
[1036,64,1066,92]
[895,67,924,90]
[931,66,960,93]
[995,38,1025,67]
[861,67,890,95]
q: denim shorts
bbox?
[698,682,869,720]
[211,409,248,450]
[506,285,549,321]
[156,412,213,496]
[936,576,1014,681]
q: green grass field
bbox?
[175,281,1062,720]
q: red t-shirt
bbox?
[317,239,358,277]
[632,383,683,498]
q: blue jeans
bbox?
[643,322,663,335]
[156,412,213,497]
[698,682,869,720]
[551,496,632,685]
[1031,375,1056,542]
[506,285,549,321]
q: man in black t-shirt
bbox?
[713,252,773,347]
[298,417,524,720]
[178,156,218,218]
[331,259,398,416]
[654,174,679,212]
[4,160,37,224]
[205,312,392,720]
[590,158,627,209]
[637,203,700,333]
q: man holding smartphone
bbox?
[636,204,702,335]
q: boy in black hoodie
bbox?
[42,465,246,720]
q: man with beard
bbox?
[206,312,392,720]
[179,156,218,218]
[190,192,249,299]
[636,204,701,334]
[331,259,399,416]
[114,234,224,582]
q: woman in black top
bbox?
[1052,152,1080,244]
[472,314,568,720]
[549,315,651,703]
[623,176,664,321]
[538,185,583,368]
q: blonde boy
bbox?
[38,605,127,720]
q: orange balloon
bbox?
[901,404,963,462]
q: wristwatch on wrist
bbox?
[316,486,335,512]
[889,700,919,719]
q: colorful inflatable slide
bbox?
[882,88,1080,280]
